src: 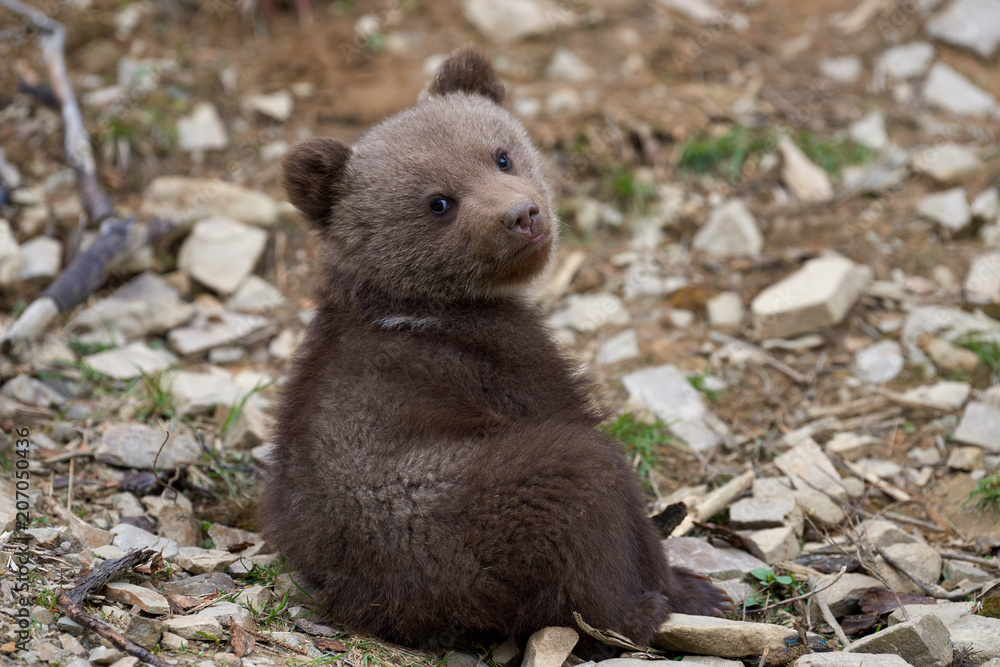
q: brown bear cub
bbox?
[261,46,730,654]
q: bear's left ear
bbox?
[282,137,353,226]
[427,45,505,105]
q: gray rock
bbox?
[88,646,121,665]
[124,616,164,650]
[103,582,170,615]
[0,373,67,407]
[926,0,1000,59]
[728,496,803,532]
[167,311,271,356]
[178,217,268,295]
[17,236,62,282]
[111,523,179,560]
[177,101,228,153]
[774,439,847,501]
[972,187,999,222]
[268,327,302,360]
[874,542,943,595]
[83,342,177,380]
[243,91,294,122]
[162,614,224,641]
[274,573,316,606]
[0,218,21,285]
[912,143,981,183]
[654,614,805,657]
[549,293,629,333]
[161,572,237,597]
[207,523,267,557]
[707,292,744,329]
[791,490,846,528]
[622,365,722,451]
[521,626,578,667]
[810,572,887,617]
[661,537,767,582]
[167,369,243,416]
[778,136,834,202]
[888,602,975,627]
[902,381,971,410]
[916,187,970,233]
[156,504,202,547]
[201,600,253,628]
[965,251,1000,302]
[943,559,994,583]
[225,275,286,313]
[546,48,594,82]
[849,110,888,151]
[71,272,193,339]
[875,42,935,81]
[175,546,240,574]
[222,392,272,451]
[948,614,1000,658]
[751,255,871,339]
[462,0,567,43]
[692,200,763,257]
[846,615,952,667]
[954,400,1000,451]
[947,445,983,471]
[854,340,905,383]
[96,423,200,470]
[863,519,922,548]
[746,526,800,563]
[794,654,912,667]
[597,329,639,365]
[140,176,279,228]
[818,55,862,84]
[922,63,999,117]
[825,433,878,461]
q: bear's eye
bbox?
[496,152,511,171]
[429,197,451,216]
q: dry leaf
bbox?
[231,622,256,657]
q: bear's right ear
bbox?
[427,45,505,105]
[282,137,353,225]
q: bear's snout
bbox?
[501,200,540,234]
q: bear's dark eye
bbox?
[429,198,451,215]
[497,152,511,171]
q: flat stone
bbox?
[71,272,193,339]
[140,176,279,227]
[948,614,1000,658]
[160,632,187,650]
[654,614,802,657]
[549,293,630,333]
[124,616,164,650]
[922,62,999,118]
[243,91,294,122]
[462,0,567,43]
[88,646,122,665]
[965,251,1000,302]
[745,525,800,564]
[162,614,224,641]
[943,559,994,583]
[597,329,639,365]
[178,217,268,295]
[863,519,922,548]
[167,309,270,357]
[201,601,253,628]
[825,433,878,461]
[809,572,887,617]
[110,523,179,560]
[175,546,239,574]
[774,438,848,501]
[912,144,981,183]
[83,342,177,380]
[103,582,169,615]
[225,275,286,313]
[887,601,975,627]
[917,187,971,233]
[167,368,243,416]
[947,445,983,471]
[161,572,237,597]
[233,584,273,610]
[546,48,594,82]
[521,626,578,667]
[622,365,721,450]
[207,524,267,557]
[177,101,228,152]
[0,218,21,285]
[846,615,952,667]
[222,392,272,451]
[268,327,302,359]
[954,401,1000,451]
[854,340,905,383]
[926,0,1000,59]
[791,490,846,528]
[751,255,871,339]
[96,424,200,470]
[874,542,943,595]
[692,200,763,257]
[972,187,999,222]
[707,292,744,329]
[0,373,67,407]
[661,537,767,582]
[876,42,935,81]
[902,381,971,410]
[729,496,803,532]
[818,55,862,84]
[156,504,202,547]
[778,136,834,203]
[795,654,913,667]
[849,110,888,151]
[17,236,62,282]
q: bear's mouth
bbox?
[515,231,549,254]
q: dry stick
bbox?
[808,575,851,649]
[708,331,810,385]
[56,549,171,667]
[939,551,1000,572]
[756,567,847,613]
[66,456,74,512]
[874,545,982,602]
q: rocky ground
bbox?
[2,0,1000,666]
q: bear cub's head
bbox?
[282,46,556,303]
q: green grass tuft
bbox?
[966,474,1000,513]
[601,413,670,487]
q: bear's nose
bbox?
[501,200,540,233]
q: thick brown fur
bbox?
[262,45,729,655]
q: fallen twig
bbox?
[757,566,847,613]
[808,574,850,649]
[709,331,810,385]
[875,545,983,602]
[939,551,1000,572]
